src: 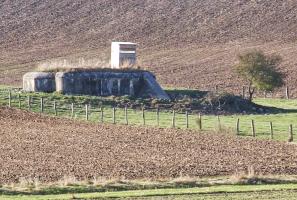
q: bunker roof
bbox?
[112,42,137,45]
[23,72,55,79]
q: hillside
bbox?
[1,0,297,95]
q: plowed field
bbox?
[1,1,297,96]
[0,107,297,184]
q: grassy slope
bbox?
[1,88,297,142]
[1,184,297,200]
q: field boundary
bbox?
[1,184,297,200]
[0,88,296,142]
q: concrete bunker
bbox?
[55,70,169,99]
[23,42,170,100]
[23,72,55,93]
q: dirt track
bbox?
[0,107,297,183]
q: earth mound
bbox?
[115,90,277,115]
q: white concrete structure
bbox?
[111,42,137,69]
[23,72,55,92]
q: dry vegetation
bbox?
[36,58,144,72]
[3,173,297,195]
[1,1,297,95]
[36,58,111,72]
[0,107,297,184]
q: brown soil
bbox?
[1,1,297,96]
[0,107,297,184]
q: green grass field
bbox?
[1,87,297,142]
[130,190,297,200]
[1,184,297,200]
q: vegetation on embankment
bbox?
[1,86,284,115]
[2,174,297,196]
[1,183,297,200]
[1,86,296,142]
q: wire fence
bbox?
[0,88,295,142]
[213,84,293,99]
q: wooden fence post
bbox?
[18,94,21,108]
[112,107,116,124]
[53,101,57,116]
[217,115,221,131]
[251,120,255,137]
[236,118,240,135]
[242,86,245,99]
[8,90,11,108]
[142,108,146,125]
[289,124,293,142]
[85,104,89,121]
[157,108,160,126]
[186,111,189,129]
[40,97,44,113]
[270,122,273,140]
[172,110,176,128]
[124,107,128,125]
[71,103,74,118]
[100,107,104,123]
[286,86,290,99]
[28,96,31,111]
[198,113,202,130]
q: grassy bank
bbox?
[131,189,297,200]
[0,170,297,199]
[1,184,297,200]
[0,87,297,142]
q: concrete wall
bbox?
[142,72,171,100]
[23,71,170,100]
[111,42,137,69]
[23,72,55,92]
[56,71,170,99]
[56,71,143,97]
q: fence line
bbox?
[207,84,295,99]
[0,89,295,142]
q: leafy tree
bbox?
[234,50,284,101]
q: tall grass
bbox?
[36,58,110,72]
[3,174,297,196]
[36,58,145,72]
